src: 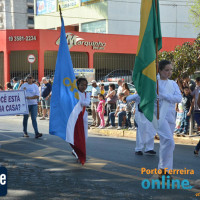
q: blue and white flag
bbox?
[49,17,82,145]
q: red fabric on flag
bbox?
[71,110,86,165]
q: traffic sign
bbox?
[27,54,36,64]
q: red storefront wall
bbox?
[0,29,195,85]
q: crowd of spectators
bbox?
[89,75,200,135]
[2,74,200,136]
[90,79,136,130]
[0,76,52,120]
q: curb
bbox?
[88,128,200,146]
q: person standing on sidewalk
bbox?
[90,80,100,127]
[117,79,123,97]
[20,74,42,138]
[122,96,133,130]
[40,77,52,120]
[176,86,194,136]
[105,83,117,127]
[97,94,106,129]
[191,77,200,131]
[12,77,19,90]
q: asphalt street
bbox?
[0,116,199,200]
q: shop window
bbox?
[81,20,106,33]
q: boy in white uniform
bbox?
[126,94,156,155]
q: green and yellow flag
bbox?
[133,0,162,121]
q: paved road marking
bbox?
[0,133,142,171]
[28,147,58,157]
[0,138,21,145]
[0,148,143,181]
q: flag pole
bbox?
[59,5,62,21]
[155,0,159,120]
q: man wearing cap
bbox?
[20,74,42,138]
[12,77,19,90]
[90,80,100,127]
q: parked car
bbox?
[98,69,133,83]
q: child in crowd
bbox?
[107,92,126,130]
[100,83,105,95]
[122,96,133,130]
[97,94,106,129]
[176,86,194,136]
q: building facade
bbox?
[34,0,200,38]
[0,0,34,29]
[0,29,195,87]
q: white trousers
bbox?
[157,119,175,170]
[135,114,155,152]
[135,130,155,152]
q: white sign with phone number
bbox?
[0,90,29,116]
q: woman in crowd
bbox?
[105,83,117,127]
[18,79,24,89]
[122,82,130,96]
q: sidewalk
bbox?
[87,115,200,146]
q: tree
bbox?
[158,35,200,80]
[188,0,200,28]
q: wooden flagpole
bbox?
[155,0,159,120]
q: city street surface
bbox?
[0,116,199,200]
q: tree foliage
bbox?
[158,35,200,80]
[188,0,200,28]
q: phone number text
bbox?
[8,36,37,42]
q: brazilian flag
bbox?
[133,0,162,121]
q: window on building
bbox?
[28,17,34,24]
[27,6,34,14]
[81,20,106,33]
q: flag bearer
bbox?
[71,78,90,164]
[126,94,156,156]
[155,60,182,179]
